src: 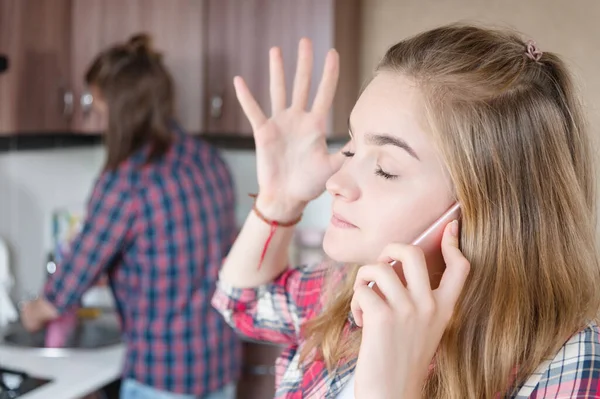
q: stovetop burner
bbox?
[0,366,51,398]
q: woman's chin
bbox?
[323,231,369,264]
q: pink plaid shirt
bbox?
[212,262,600,398]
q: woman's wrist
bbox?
[254,194,307,225]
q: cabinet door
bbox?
[205,0,360,137]
[71,0,206,133]
[236,341,282,399]
[0,0,72,134]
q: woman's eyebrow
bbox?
[348,118,421,161]
[364,133,420,161]
[348,119,420,161]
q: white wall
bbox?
[0,146,105,300]
[0,145,336,301]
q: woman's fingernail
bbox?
[450,220,459,236]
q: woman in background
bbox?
[22,34,241,399]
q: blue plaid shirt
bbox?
[45,126,241,395]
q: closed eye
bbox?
[375,166,398,180]
[342,151,398,180]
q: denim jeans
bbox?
[120,379,236,399]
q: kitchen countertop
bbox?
[0,342,125,399]
[0,338,280,399]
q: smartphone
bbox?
[398,202,461,261]
[368,202,461,287]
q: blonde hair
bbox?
[302,24,600,398]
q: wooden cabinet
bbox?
[0,0,72,134]
[0,0,359,139]
[70,0,206,133]
[205,0,360,137]
[236,341,283,399]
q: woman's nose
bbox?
[326,163,360,201]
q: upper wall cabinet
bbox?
[0,0,72,134]
[205,0,360,138]
[0,0,359,139]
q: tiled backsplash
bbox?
[0,144,337,301]
[0,147,105,301]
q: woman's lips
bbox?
[331,213,358,229]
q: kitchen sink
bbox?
[2,310,123,354]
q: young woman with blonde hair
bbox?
[212,24,600,398]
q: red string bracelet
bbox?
[249,194,302,270]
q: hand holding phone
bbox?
[351,204,469,399]
[368,202,461,287]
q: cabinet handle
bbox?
[63,90,74,117]
[80,91,94,116]
[210,95,223,119]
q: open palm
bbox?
[233,39,345,207]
